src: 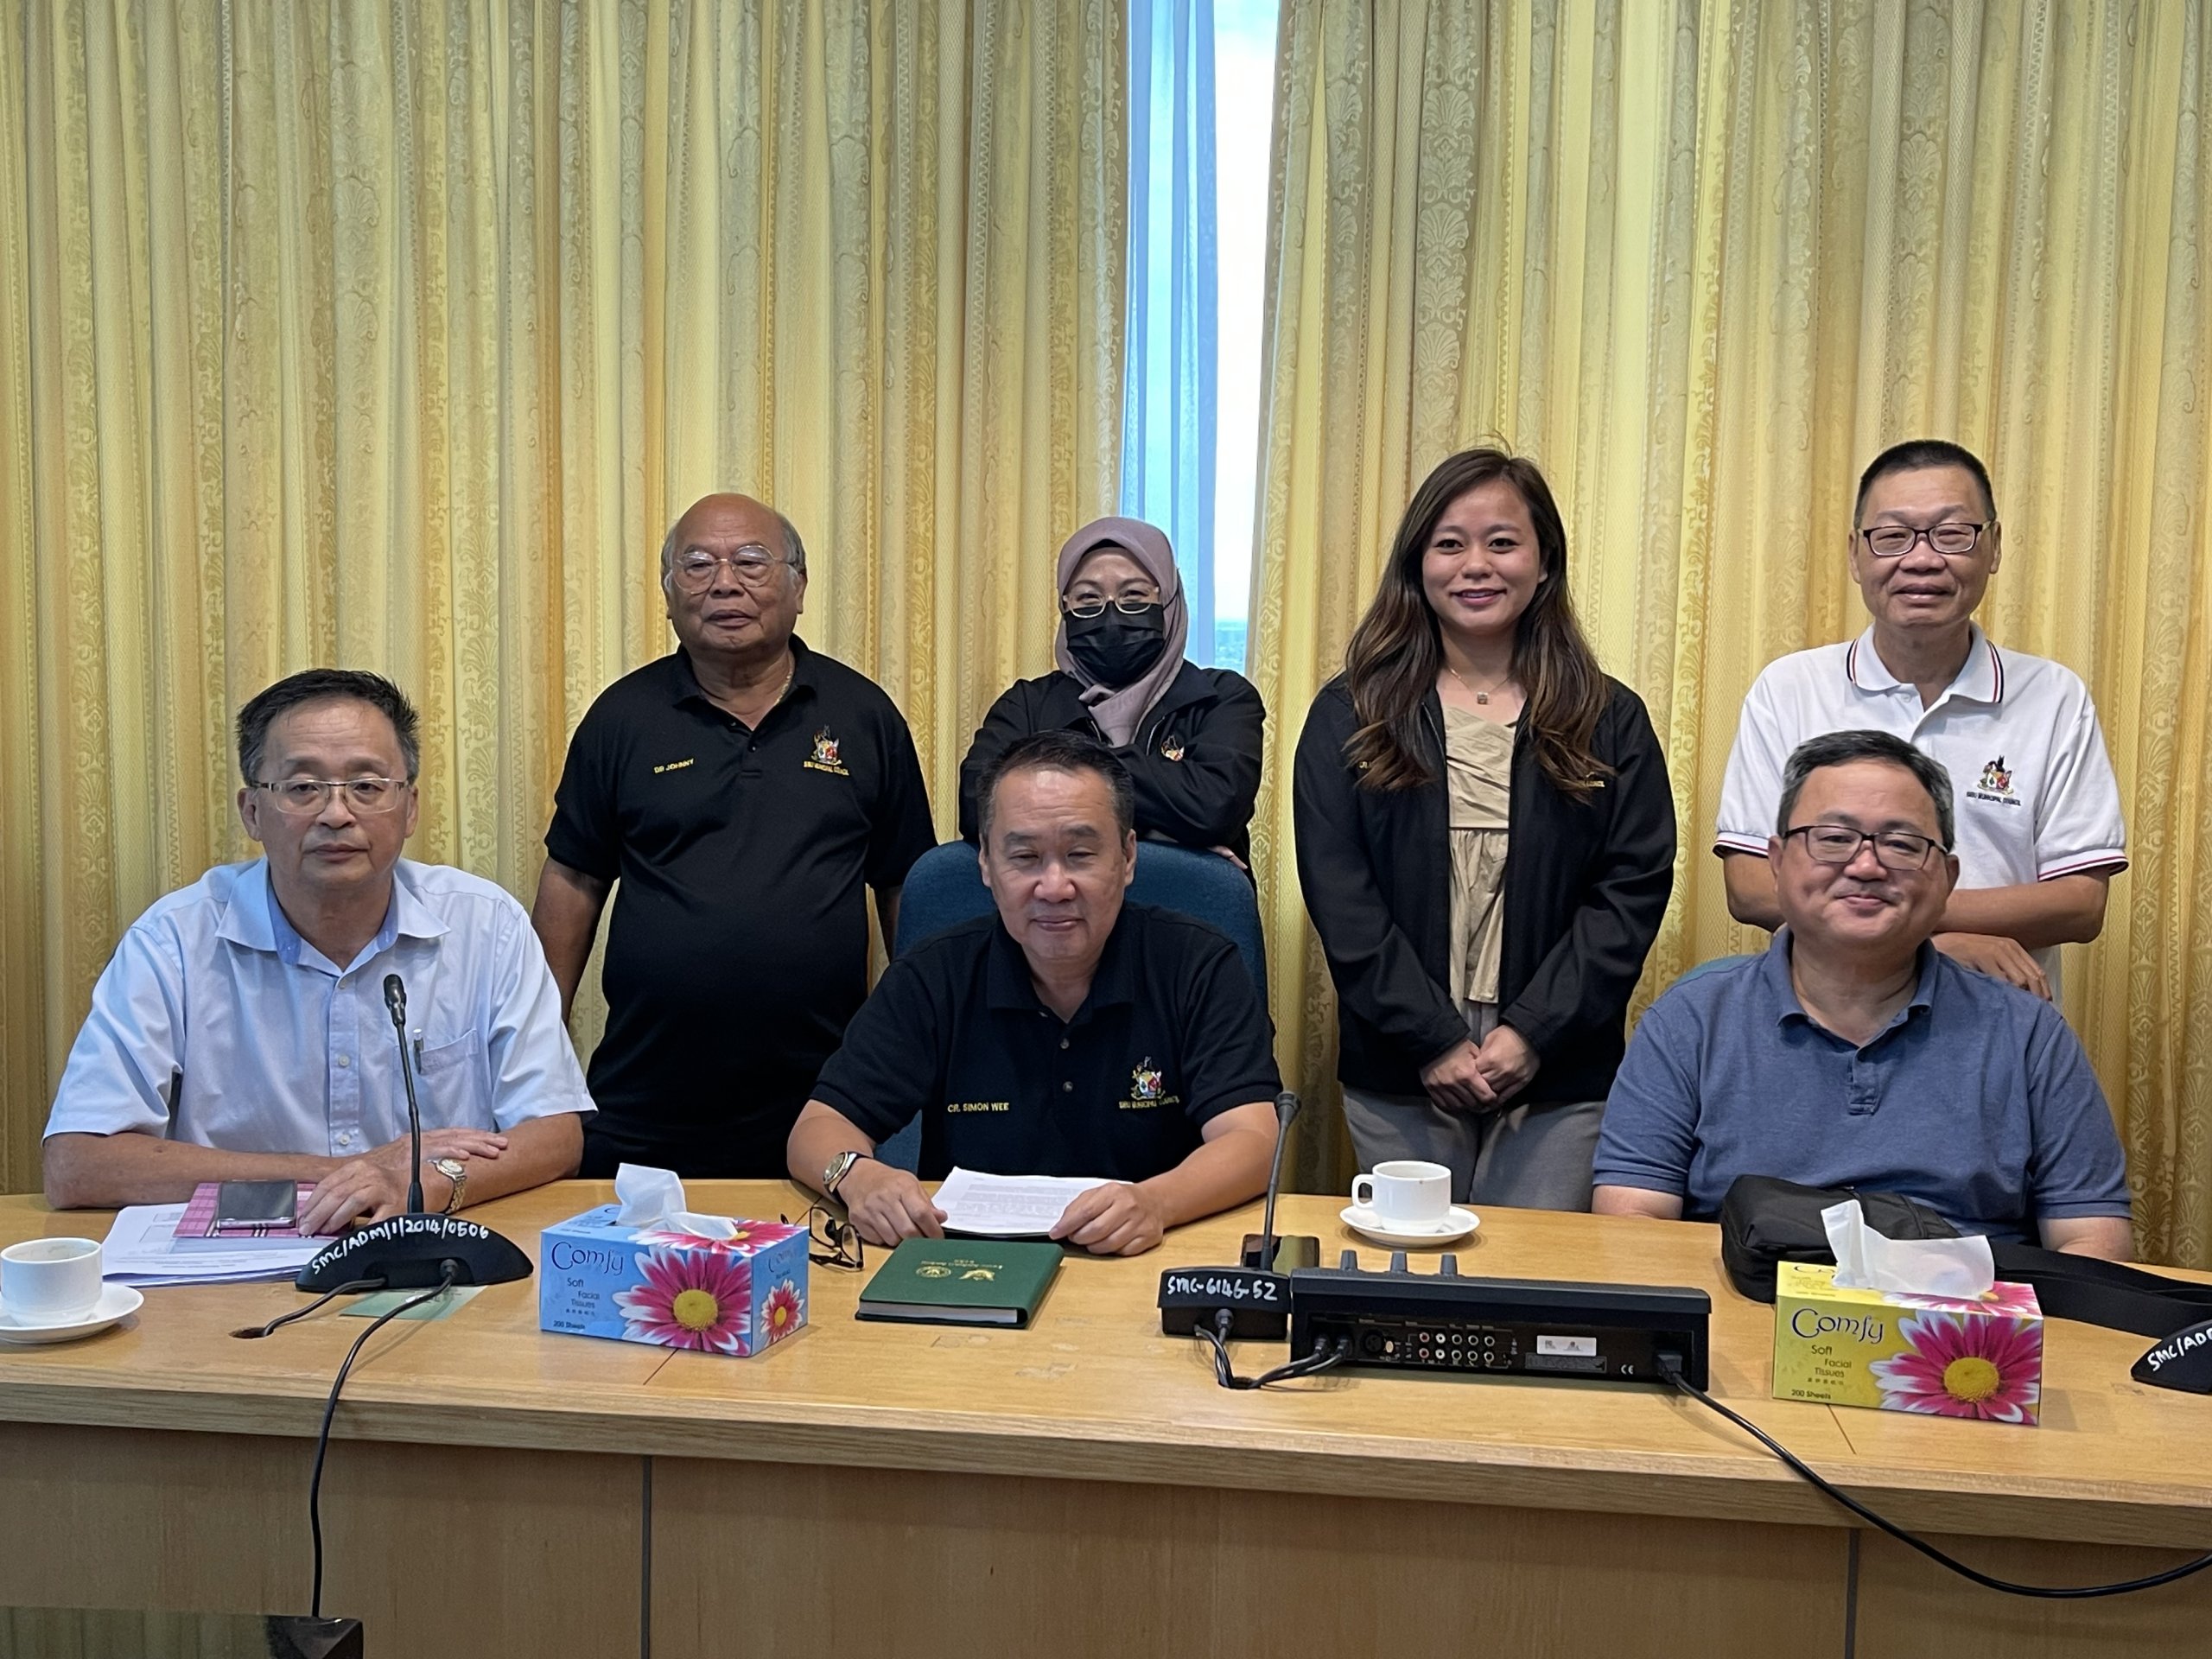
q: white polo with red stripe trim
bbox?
[1714,624,2126,994]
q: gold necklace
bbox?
[1444,660,1515,706]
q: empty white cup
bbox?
[1,1236,104,1325]
[1351,1160,1452,1227]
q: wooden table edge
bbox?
[4,1376,2208,1551]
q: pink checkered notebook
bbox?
[173,1182,319,1243]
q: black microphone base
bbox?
[296,1213,533,1292]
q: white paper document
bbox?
[932,1167,1114,1237]
[101,1204,323,1286]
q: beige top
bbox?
[1444,705,1514,1006]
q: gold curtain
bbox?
[1248,0,2212,1265]
[0,0,1125,1193]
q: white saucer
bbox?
[0,1282,143,1344]
[1340,1205,1480,1247]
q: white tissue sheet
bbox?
[1821,1198,1993,1300]
[612,1162,740,1239]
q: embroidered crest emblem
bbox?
[1977,756,2013,797]
[1130,1060,1164,1103]
[1160,736,1186,762]
[804,728,851,776]
[917,1264,952,1279]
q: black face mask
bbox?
[1065,604,1169,687]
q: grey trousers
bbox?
[1339,1088,1604,1211]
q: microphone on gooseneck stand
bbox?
[1249,1090,1302,1273]
[385,974,426,1215]
[1158,1090,1319,1343]
[295,971,532,1292]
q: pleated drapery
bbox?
[0,0,1126,1192]
[1245,0,2212,1265]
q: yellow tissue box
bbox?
[1770,1260,2043,1426]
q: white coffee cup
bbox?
[1351,1160,1452,1227]
[1,1236,105,1325]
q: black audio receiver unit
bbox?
[1287,1253,1711,1389]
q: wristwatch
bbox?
[823,1149,871,1198]
[433,1156,468,1215]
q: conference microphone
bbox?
[296,972,531,1293]
[1248,1090,1302,1274]
[385,975,426,1214]
[1158,1090,1318,1342]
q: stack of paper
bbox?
[101,1204,323,1286]
[932,1167,1113,1238]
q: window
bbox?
[1121,0,1280,672]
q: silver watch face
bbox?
[435,1157,466,1179]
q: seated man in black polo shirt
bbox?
[788,732,1281,1255]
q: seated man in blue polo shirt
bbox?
[43,671,593,1235]
[1594,728,2131,1259]
[787,731,1281,1255]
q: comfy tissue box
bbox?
[1770,1260,2043,1425]
[539,1205,809,1357]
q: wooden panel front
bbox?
[1853,1528,2212,1658]
[650,1457,1847,1659]
[0,1423,641,1659]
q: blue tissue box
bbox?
[538,1204,809,1357]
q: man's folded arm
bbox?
[43,1133,340,1211]
[1591,1184,1685,1220]
[1131,1099,1278,1231]
[786,1098,880,1187]
[448,1111,582,1209]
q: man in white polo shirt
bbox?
[1715,440,2125,1001]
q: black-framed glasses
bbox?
[1782,824,1946,870]
[783,1206,864,1271]
[670,544,798,593]
[1062,594,1161,619]
[251,778,413,816]
[1859,521,1990,558]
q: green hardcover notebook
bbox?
[855,1238,1063,1328]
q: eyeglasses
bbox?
[783,1206,864,1271]
[1859,522,1989,558]
[251,778,413,816]
[1063,594,1160,619]
[670,544,798,593]
[1782,824,1945,870]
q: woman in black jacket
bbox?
[960,516,1265,867]
[1294,448,1675,1210]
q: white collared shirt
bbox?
[45,858,594,1154]
[1715,625,2126,992]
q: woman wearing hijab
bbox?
[959,517,1265,866]
[1294,448,1675,1209]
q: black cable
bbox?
[1662,1360,2212,1599]
[308,1265,458,1618]
[232,1278,385,1340]
[1195,1312,1351,1389]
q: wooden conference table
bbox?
[1,1183,2208,1658]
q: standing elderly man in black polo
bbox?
[533,493,938,1177]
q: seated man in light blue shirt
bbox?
[1594,729,2131,1259]
[43,671,593,1234]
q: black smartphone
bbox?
[214,1179,298,1229]
[1240,1232,1320,1272]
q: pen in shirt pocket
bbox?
[410,1028,423,1070]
